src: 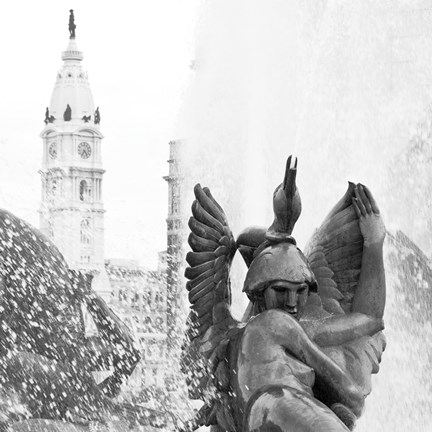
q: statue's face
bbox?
[263,281,308,319]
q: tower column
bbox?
[163,140,184,352]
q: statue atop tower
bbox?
[69,9,76,39]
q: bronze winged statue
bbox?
[182,156,386,432]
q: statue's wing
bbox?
[303,182,362,317]
[182,184,242,432]
[303,182,385,405]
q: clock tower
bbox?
[40,11,106,281]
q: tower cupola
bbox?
[47,10,98,127]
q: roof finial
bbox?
[69,9,76,39]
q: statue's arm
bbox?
[273,312,365,416]
[351,184,386,319]
[302,313,384,347]
[302,185,386,347]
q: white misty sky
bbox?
[0,1,201,268]
[2,1,432,270]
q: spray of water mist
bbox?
[178,1,432,430]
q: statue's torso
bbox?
[234,310,315,411]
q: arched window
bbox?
[146,293,152,308]
[79,180,87,201]
[143,316,152,331]
[155,292,164,309]
[80,219,91,244]
[155,317,163,331]
[79,180,92,202]
[133,292,140,304]
[48,178,58,201]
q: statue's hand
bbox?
[352,184,386,247]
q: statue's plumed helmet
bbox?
[243,241,318,299]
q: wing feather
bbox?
[186,271,214,290]
[195,290,216,309]
[325,241,363,263]
[215,245,230,256]
[321,298,345,315]
[186,251,216,266]
[214,255,227,271]
[319,205,357,235]
[185,261,214,279]
[332,269,360,283]
[192,201,225,234]
[189,281,214,303]
[318,282,344,300]
[188,232,219,251]
[189,217,221,241]
[202,187,228,219]
[312,267,334,279]
[195,185,228,224]
[327,253,362,272]
[196,311,212,323]
[309,258,328,269]
[319,221,360,247]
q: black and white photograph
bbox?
[0,1,431,431]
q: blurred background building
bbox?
[38,14,185,412]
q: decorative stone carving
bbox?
[69,10,76,39]
[94,107,101,125]
[63,104,72,121]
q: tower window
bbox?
[155,292,164,309]
[79,180,92,202]
[155,317,164,331]
[47,177,62,201]
[79,180,86,201]
[144,316,152,331]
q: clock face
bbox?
[78,142,92,159]
[48,142,57,159]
